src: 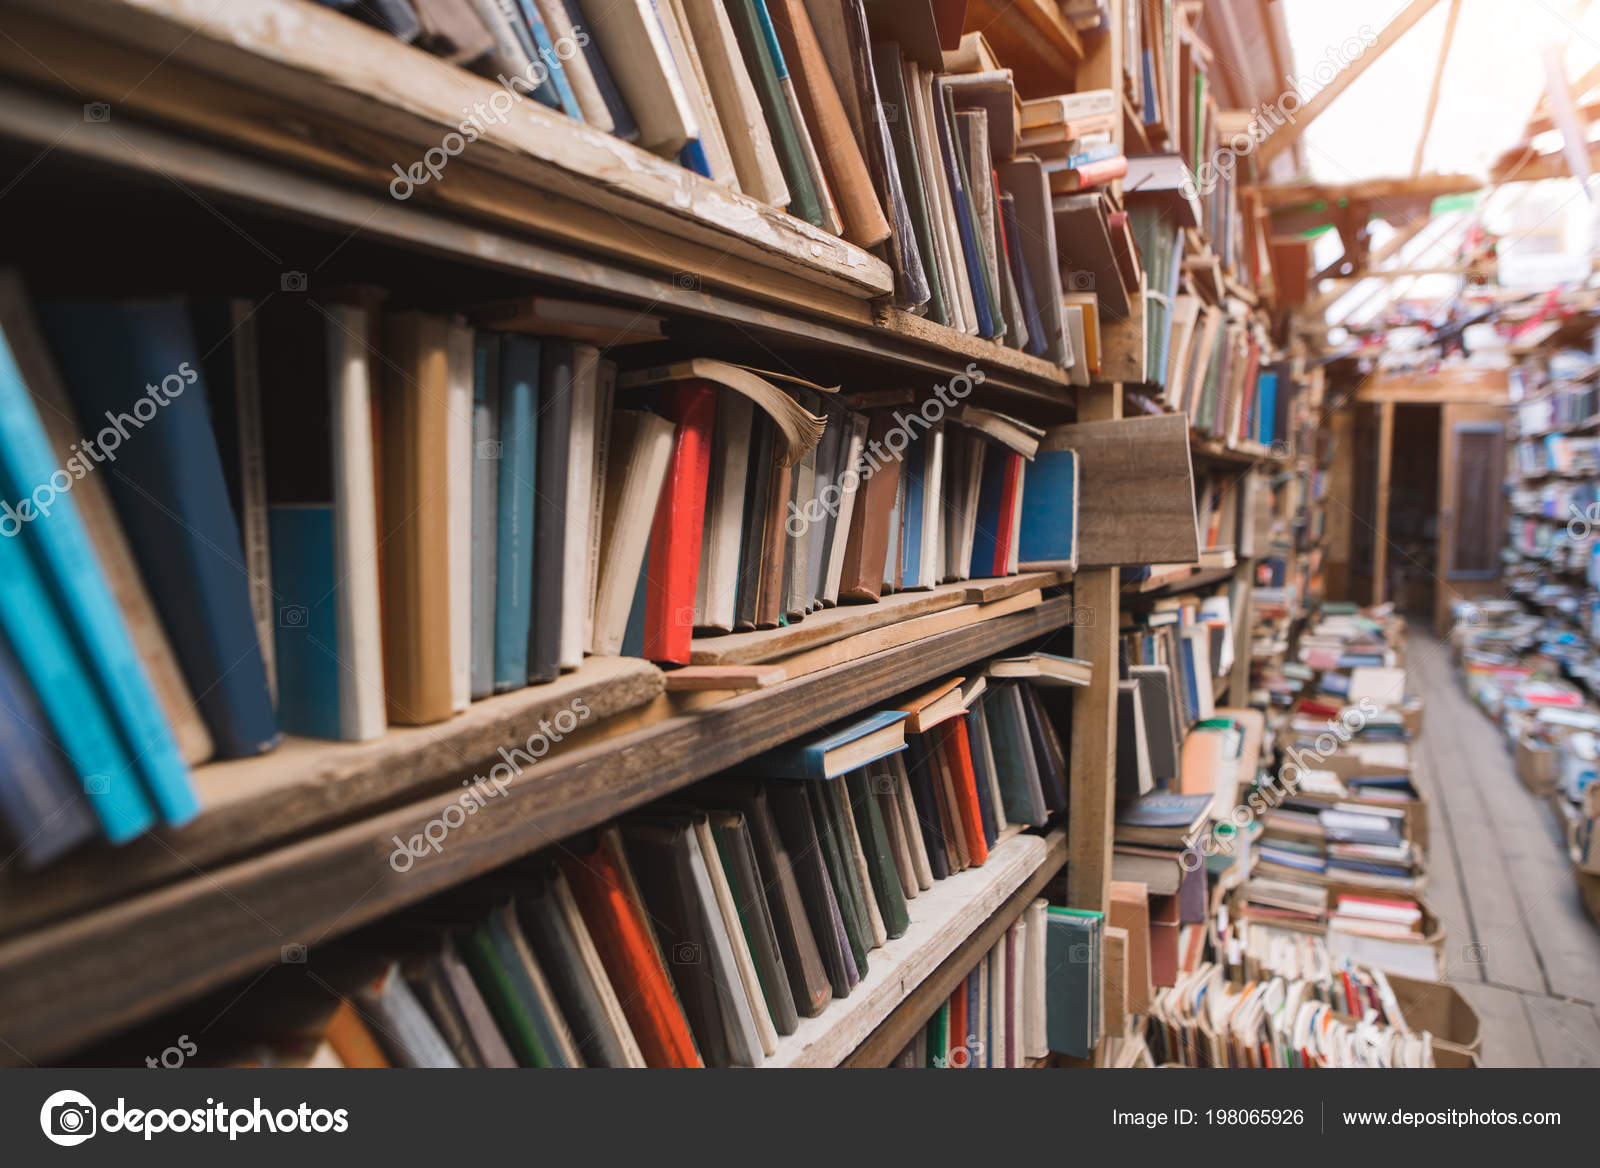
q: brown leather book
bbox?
[838,411,900,601]
[756,457,792,628]
[379,312,455,724]
[767,0,890,248]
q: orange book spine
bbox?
[942,719,989,866]
[325,1000,390,1068]
[558,840,703,1068]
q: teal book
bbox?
[743,710,909,780]
[6,309,205,819]
[844,768,909,939]
[493,335,538,691]
[471,336,500,700]
[458,917,550,1068]
[984,687,1045,827]
[1044,908,1102,1057]
[724,0,823,225]
[516,0,584,121]
[268,508,340,740]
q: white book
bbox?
[822,412,869,604]
[683,820,765,1065]
[918,423,944,588]
[974,955,989,1067]
[680,0,790,205]
[989,939,1007,1068]
[328,305,388,740]
[471,0,537,77]
[584,359,616,654]
[560,344,600,670]
[919,68,977,335]
[1024,898,1049,1058]
[959,437,985,579]
[535,0,616,132]
[575,0,699,155]
[1007,920,1026,1065]
[695,392,752,631]
[905,59,970,334]
[692,816,777,1056]
[445,322,475,712]
[1064,303,1091,387]
[659,0,742,190]
[593,410,676,654]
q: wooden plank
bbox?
[776,830,1061,1067]
[1411,0,1462,176]
[0,596,1075,1065]
[0,656,663,939]
[963,0,1083,100]
[688,573,1062,665]
[1066,383,1120,915]
[1097,293,1147,384]
[1523,993,1600,1067]
[1450,982,1543,1067]
[1103,925,1129,1035]
[1372,400,1393,606]
[662,665,787,692]
[1253,173,1482,209]
[1043,414,1199,567]
[7,0,892,298]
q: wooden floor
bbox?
[1406,627,1600,1066]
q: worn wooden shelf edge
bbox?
[0,596,1077,1065]
[841,829,1069,1067]
[768,830,1063,1068]
[0,82,1074,409]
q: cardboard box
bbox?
[1515,735,1560,795]
[1325,890,1444,981]
[1384,972,1481,1054]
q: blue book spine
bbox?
[1018,449,1076,566]
[517,0,584,121]
[0,512,154,842]
[39,300,277,771]
[268,507,342,740]
[1257,372,1278,446]
[1066,141,1121,169]
[471,337,500,701]
[0,316,201,821]
[901,438,925,588]
[496,0,562,109]
[493,336,539,691]
[931,87,995,338]
[679,140,715,179]
[620,553,648,659]
[0,628,97,866]
[970,449,1008,578]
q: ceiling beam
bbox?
[1255,0,1443,168]
[1411,0,1463,177]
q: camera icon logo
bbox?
[40,1090,97,1146]
[83,102,110,123]
[280,270,308,292]
[1067,270,1095,291]
[279,605,308,628]
[672,940,700,965]
[281,942,308,964]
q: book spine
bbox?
[471,336,501,699]
[642,380,716,663]
[493,336,538,690]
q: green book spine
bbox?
[725,0,823,226]
[845,768,910,939]
[925,1001,949,1067]
[458,922,549,1068]
[872,39,948,326]
[808,782,870,975]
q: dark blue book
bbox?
[931,81,994,339]
[744,710,908,781]
[493,335,537,691]
[527,340,573,684]
[39,301,278,764]
[560,0,639,140]
[1000,193,1046,357]
[900,433,926,587]
[966,704,998,846]
[0,629,97,867]
[1018,448,1078,571]
[969,447,1010,579]
[902,739,949,880]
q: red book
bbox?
[557,828,703,1068]
[1058,153,1129,191]
[642,381,717,663]
[941,719,989,866]
[948,983,968,1068]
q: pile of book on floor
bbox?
[1217,602,1441,984]
[0,272,1087,870]
[1450,597,1600,877]
[105,657,1092,1067]
[1145,931,1439,1068]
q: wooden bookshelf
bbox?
[770,829,1065,1068]
[0,596,1078,1065]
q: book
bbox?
[469,336,500,700]
[659,0,742,185]
[38,298,275,773]
[707,809,799,1034]
[491,335,536,688]
[354,961,460,1067]
[725,0,824,224]
[0,630,96,867]
[574,0,700,155]
[593,410,676,654]
[1115,791,1212,847]
[642,380,717,663]
[557,344,600,671]
[3,278,213,771]
[764,778,856,998]
[1017,447,1077,571]
[257,297,387,741]
[678,0,790,204]
[1116,679,1154,798]
[989,652,1092,687]
[534,0,615,130]
[744,709,909,779]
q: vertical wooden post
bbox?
[1372,400,1395,607]
[1067,382,1122,914]
[1229,564,1253,702]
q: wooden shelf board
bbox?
[768,830,1060,1068]
[1125,564,1237,596]
[0,596,1077,1065]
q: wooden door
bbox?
[1434,402,1508,634]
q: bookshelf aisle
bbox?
[0,0,1596,1111]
